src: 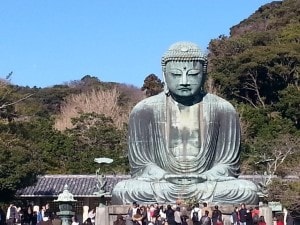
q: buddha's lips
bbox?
[178,88,191,91]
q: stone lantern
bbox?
[54,184,77,225]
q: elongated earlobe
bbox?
[162,71,170,96]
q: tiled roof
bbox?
[17,174,299,198]
[17,174,131,197]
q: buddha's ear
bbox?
[162,70,166,82]
[162,71,170,96]
[200,62,208,90]
[202,72,207,88]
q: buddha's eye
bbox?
[171,73,182,77]
[169,69,182,77]
[187,70,200,76]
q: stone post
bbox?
[260,205,273,225]
[82,205,89,223]
[283,208,288,225]
[95,206,108,225]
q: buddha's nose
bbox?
[180,73,189,85]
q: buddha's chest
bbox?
[167,105,202,159]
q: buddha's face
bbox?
[164,61,204,98]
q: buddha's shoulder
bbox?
[132,92,165,111]
[204,93,235,110]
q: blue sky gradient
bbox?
[0,0,275,88]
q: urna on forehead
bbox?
[161,41,208,72]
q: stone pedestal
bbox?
[57,211,75,225]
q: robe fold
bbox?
[112,93,258,204]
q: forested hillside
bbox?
[209,0,300,172]
[0,75,144,200]
[0,0,299,210]
[208,0,300,210]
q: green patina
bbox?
[112,42,258,205]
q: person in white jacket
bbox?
[6,204,17,225]
[191,203,202,225]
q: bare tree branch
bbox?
[249,72,265,109]
[256,134,300,188]
[233,92,258,108]
[0,93,34,109]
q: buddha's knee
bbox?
[217,179,257,193]
[112,179,158,204]
[111,181,125,204]
[236,179,258,192]
[213,180,258,204]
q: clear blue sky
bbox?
[0,0,275,88]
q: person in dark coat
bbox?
[231,207,239,225]
[165,205,175,225]
[83,218,93,225]
[0,207,5,225]
[114,215,126,225]
[239,204,248,225]
[200,210,212,225]
[245,209,253,225]
[212,206,222,225]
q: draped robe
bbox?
[112,92,258,204]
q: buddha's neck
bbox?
[169,93,204,106]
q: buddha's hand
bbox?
[136,164,167,181]
[162,173,207,185]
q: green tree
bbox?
[0,74,42,200]
[0,132,41,200]
[15,118,74,174]
[65,113,128,174]
[141,74,164,97]
[208,0,300,179]
[275,85,300,129]
[268,179,300,216]
[0,73,34,121]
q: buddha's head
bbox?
[162,42,207,102]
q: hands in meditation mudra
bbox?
[112,42,258,204]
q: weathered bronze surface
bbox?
[112,42,258,204]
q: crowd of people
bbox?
[0,203,56,225]
[0,203,95,225]
[114,202,221,225]
[0,201,291,225]
[114,202,288,225]
[230,204,263,225]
